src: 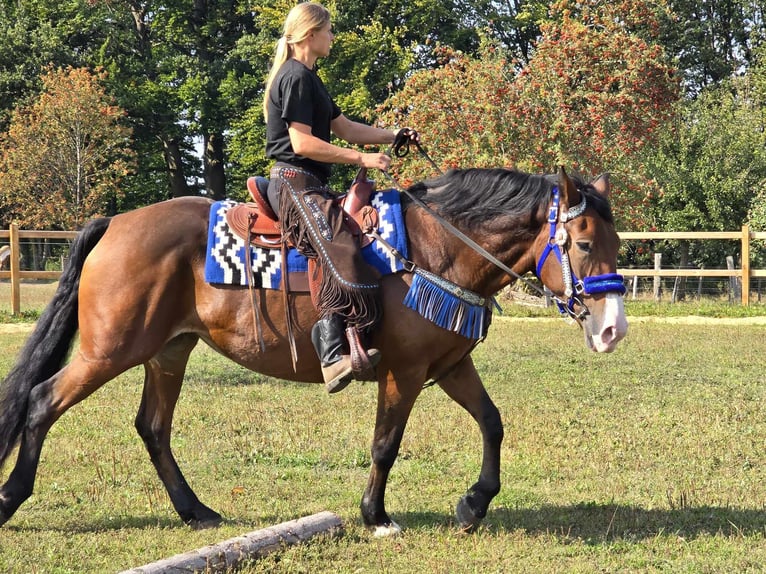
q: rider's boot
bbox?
[311,315,380,393]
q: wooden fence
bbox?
[617,225,766,306]
[2,224,766,314]
[0,224,78,314]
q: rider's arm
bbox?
[288,121,391,170]
[331,114,396,146]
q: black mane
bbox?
[403,168,614,228]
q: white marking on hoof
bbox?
[373,520,402,537]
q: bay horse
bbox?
[0,166,627,535]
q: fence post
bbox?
[10,223,20,315]
[653,253,662,302]
[741,224,750,306]
[727,256,738,302]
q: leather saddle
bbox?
[226,169,380,249]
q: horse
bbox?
[0,166,627,536]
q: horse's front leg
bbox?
[437,356,503,531]
[360,371,421,537]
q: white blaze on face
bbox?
[589,293,628,353]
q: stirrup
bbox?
[346,327,381,381]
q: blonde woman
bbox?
[263,2,417,393]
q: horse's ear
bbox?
[557,165,581,209]
[591,173,611,198]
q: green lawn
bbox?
[0,314,765,573]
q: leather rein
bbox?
[381,139,626,322]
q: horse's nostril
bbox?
[601,326,616,344]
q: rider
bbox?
[263,2,418,393]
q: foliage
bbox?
[639,45,766,268]
[0,0,761,231]
[0,67,135,230]
[644,82,766,232]
[375,42,518,186]
[509,0,677,172]
[658,0,766,96]
[455,0,550,65]
[378,0,678,228]
[0,3,68,133]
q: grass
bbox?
[1,310,766,572]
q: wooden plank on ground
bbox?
[118,511,344,574]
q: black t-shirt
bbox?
[265,58,341,184]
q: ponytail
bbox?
[263,37,291,121]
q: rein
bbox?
[382,143,545,296]
[383,139,626,322]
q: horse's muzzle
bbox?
[585,292,628,353]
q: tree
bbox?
[645,85,766,233]
[455,0,550,65]
[378,0,678,227]
[640,53,766,278]
[659,0,765,96]
[0,1,73,133]
[0,67,135,230]
[743,45,766,265]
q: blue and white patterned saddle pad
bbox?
[204,189,408,288]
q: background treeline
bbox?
[0,0,764,271]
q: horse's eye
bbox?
[576,241,592,254]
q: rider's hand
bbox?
[394,127,419,147]
[360,152,392,171]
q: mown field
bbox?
[0,283,765,572]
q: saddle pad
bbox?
[204,189,408,288]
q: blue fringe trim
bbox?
[403,272,491,339]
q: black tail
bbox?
[0,217,111,466]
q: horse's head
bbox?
[534,167,628,352]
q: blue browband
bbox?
[535,186,626,319]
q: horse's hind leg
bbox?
[0,357,124,526]
[437,357,503,531]
[134,333,221,529]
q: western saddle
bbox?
[226,170,379,250]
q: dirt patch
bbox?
[626,315,766,325]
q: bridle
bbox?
[535,186,627,321]
[384,138,626,323]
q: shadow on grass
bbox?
[396,502,766,541]
[7,513,335,534]
[10,503,766,541]
[6,514,182,533]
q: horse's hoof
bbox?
[372,520,402,538]
[456,495,483,532]
[184,507,223,530]
[0,494,14,528]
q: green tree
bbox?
[0,67,135,230]
[641,67,766,274]
[743,45,766,265]
[378,0,678,227]
[645,85,766,233]
[455,0,549,65]
[659,0,765,96]
[0,1,72,132]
